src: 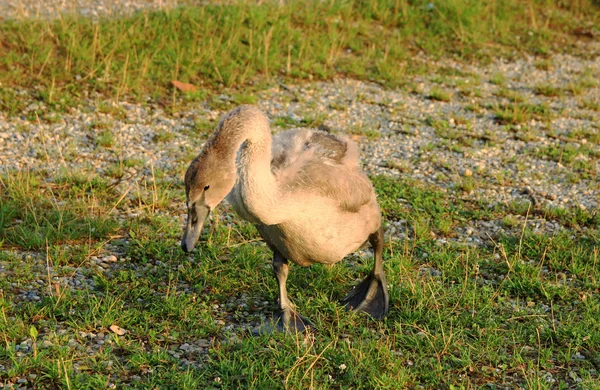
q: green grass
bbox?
[0,170,119,251]
[535,143,600,175]
[494,103,533,125]
[489,71,506,86]
[495,88,526,103]
[0,0,599,112]
[534,83,564,97]
[1,170,599,388]
[347,123,381,140]
[152,130,175,144]
[580,98,600,111]
[509,124,540,142]
[95,129,115,148]
[428,88,453,102]
[494,102,553,125]
[567,127,600,145]
[534,58,553,70]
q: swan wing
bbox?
[272,129,374,212]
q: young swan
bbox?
[182,105,389,331]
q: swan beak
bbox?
[181,204,210,252]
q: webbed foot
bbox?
[343,272,389,319]
[273,308,314,333]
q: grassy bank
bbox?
[1,169,599,388]
[1,0,599,113]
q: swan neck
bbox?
[235,122,273,179]
[212,112,271,164]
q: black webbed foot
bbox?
[343,272,389,319]
[273,308,315,333]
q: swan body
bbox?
[182,106,389,330]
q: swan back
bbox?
[271,129,374,213]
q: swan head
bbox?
[181,149,236,252]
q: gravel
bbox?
[1,53,598,237]
[0,0,184,20]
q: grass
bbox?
[428,88,453,102]
[534,58,553,70]
[95,129,115,148]
[494,102,553,125]
[567,127,600,145]
[0,0,599,112]
[1,171,599,389]
[495,88,526,103]
[347,123,381,140]
[535,143,600,174]
[0,170,119,251]
[489,72,506,86]
[580,98,600,111]
[534,83,564,97]
[494,103,533,125]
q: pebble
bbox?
[103,255,118,263]
[573,352,586,360]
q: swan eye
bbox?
[204,185,210,191]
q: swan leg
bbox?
[272,250,313,332]
[343,226,389,319]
